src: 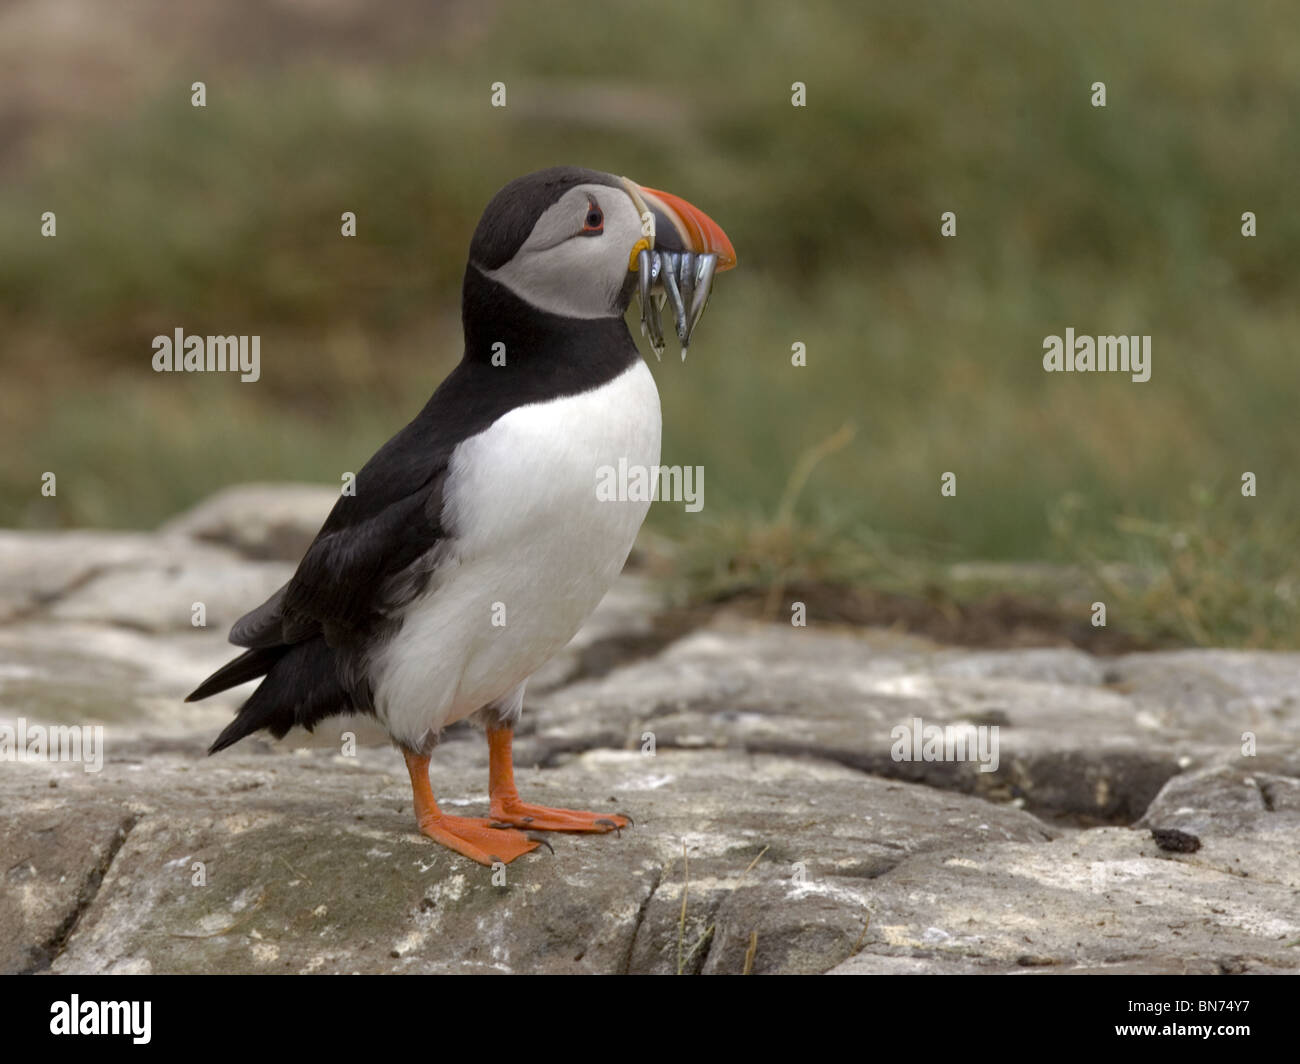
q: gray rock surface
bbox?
[525,624,1299,824]
[158,482,338,561]
[1,487,1297,974]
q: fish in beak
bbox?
[622,178,736,360]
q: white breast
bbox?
[371,358,661,749]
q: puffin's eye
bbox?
[582,204,604,233]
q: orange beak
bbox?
[634,184,737,271]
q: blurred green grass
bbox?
[1,0,1296,646]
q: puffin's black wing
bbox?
[270,463,449,646]
[187,386,465,750]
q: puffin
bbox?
[187,166,735,866]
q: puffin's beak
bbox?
[622,177,736,360]
[635,185,737,271]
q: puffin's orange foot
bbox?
[490,800,631,834]
[417,813,542,866]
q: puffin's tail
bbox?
[186,646,287,704]
[200,637,356,755]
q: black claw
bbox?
[488,820,513,830]
[525,833,555,854]
[617,812,635,827]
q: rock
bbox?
[0,796,136,973]
[0,525,295,733]
[522,619,1294,823]
[616,751,1053,975]
[46,542,293,635]
[1135,763,1300,890]
[826,823,1299,974]
[0,530,178,623]
[0,747,1048,975]
[4,745,1295,975]
[3,484,1299,974]
[159,482,337,561]
[1106,649,1300,727]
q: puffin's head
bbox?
[467,166,735,358]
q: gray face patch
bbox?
[484,183,646,320]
